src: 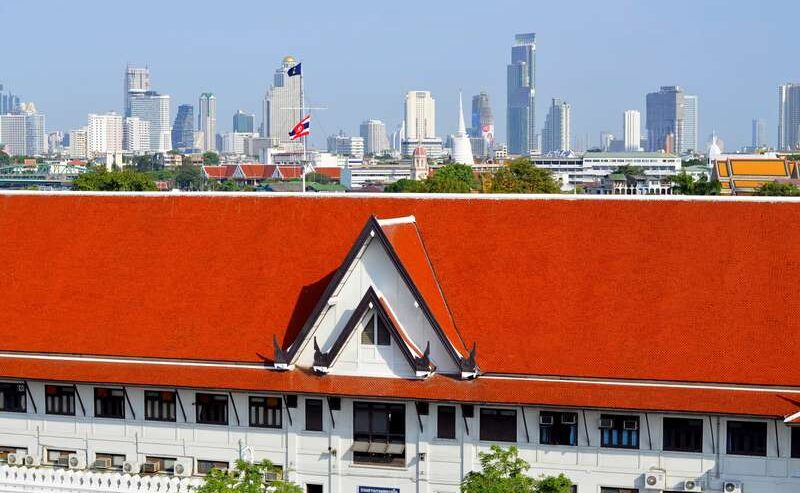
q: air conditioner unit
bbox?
[723,481,742,493]
[643,471,666,490]
[539,415,554,426]
[6,453,24,466]
[623,419,639,431]
[68,454,85,470]
[122,461,140,474]
[23,455,40,467]
[142,461,161,474]
[173,458,192,477]
[561,414,577,425]
[599,418,614,429]
[94,458,113,469]
[683,479,703,492]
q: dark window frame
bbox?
[437,405,456,440]
[726,420,767,457]
[539,411,578,446]
[249,396,282,429]
[197,460,229,475]
[662,417,703,453]
[305,399,323,432]
[145,391,177,422]
[94,453,126,470]
[792,427,800,459]
[600,414,639,449]
[45,385,75,416]
[0,383,26,413]
[479,408,517,443]
[352,401,406,465]
[143,456,176,474]
[196,393,228,426]
[94,387,125,419]
[360,314,391,346]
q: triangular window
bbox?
[360,314,391,346]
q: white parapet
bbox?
[0,465,202,493]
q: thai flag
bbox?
[289,115,311,140]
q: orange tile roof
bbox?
[0,194,799,393]
[202,165,236,179]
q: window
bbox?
[144,456,176,474]
[305,399,323,432]
[94,453,125,470]
[196,393,228,425]
[437,405,456,439]
[479,408,517,443]
[0,383,26,413]
[197,460,228,475]
[306,485,323,493]
[727,421,767,457]
[264,465,284,482]
[0,447,23,462]
[539,411,578,446]
[600,415,639,449]
[793,428,800,459]
[352,402,405,465]
[600,489,637,493]
[46,449,76,466]
[360,314,390,346]
[249,396,281,428]
[145,391,176,422]
[94,388,124,418]
[46,385,76,416]
[663,417,703,453]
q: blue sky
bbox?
[1,0,797,150]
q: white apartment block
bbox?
[124,117,151,154]
[87,113,124,156]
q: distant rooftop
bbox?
[582,152,680,159]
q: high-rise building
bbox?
[623,110,642,152]
[0,103,45,156]
[87,112,124,156]
[263,56,302,145]
[682,95,698,154]
[124,117,151,153]
[129,91,171,152]
[198,93,217,152]
[233,110,255,134]
[646,86,684,153]
[541,98,571,154]
[401,91,442,157]
[48,131,65,155]
[359,120,390,156]
[451,92,474,165]
[22,105,46,156]
[507,33,536,155]
[752,118,767,149]
[327,132,365,159]
[172,104,194,152]
[0,83,21,115]
[470,92,494,158]
[0,115,25,155]
[778,83,800,150]
[124,65,151,117]
[67,127,87,159]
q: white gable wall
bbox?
[294,235,460,376]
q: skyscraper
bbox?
[623,110,642,152]
[681,95,698,154]
[752,118,767,149]
[172,104,194,151]
[0,103,46,156]
[263,56,302,145]
[129,91,171,152]
[0,84,21,115]
[778,83,800,150]
[124,117,151,153]
[470,92,494,158]
[359,120,389,155]
[646,86,684,153]
[507,33,536,155]
[87,112,124,156]
[199,93,217,152]
[233,110,255,134]
[541,98,571,154]
[402,91,441,157]
[451,92,474,165]
[124,65,151,117]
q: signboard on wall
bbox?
[358,487,400,493]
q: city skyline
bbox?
[1,0,799,150]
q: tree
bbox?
[754,181,800,196]
[72,167,157,191]
[682,158,706,168]
[195,459,301,493]
[424,164,477,193]
[488,158,561,193]
[614,165,645,178]
[203,151,220,165]
[175,164,205,190]
[460,445,572,493]
[0,148,8,166]
[384,178,424,193]
[671,172,721,195]
[305,172,331,184]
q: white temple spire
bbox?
[451,90,475,165]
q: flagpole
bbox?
[300,68,306,194]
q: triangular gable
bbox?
[279,216,477,378]
[312,286,434,378]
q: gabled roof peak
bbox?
[376,215,416,226]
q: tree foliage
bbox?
[0,149,9,166]
[753,181,800,196]
[460,445,572,493]
[175,164,205,190]
[385,164,477,193]
[72,167,157,191]
[487,158,561,193]
[203,151,220,165]
[305,172,332,184]
[195,459,301,493]
[671,172,721,195]
[613,164,645,178]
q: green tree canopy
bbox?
[754,181,800,196]
[425,164,477,193]
[72,167,157,191]
[175,164,205,190]
[614,164,645,178]
[195,459,301,493]
[203,151,220,165]
[671,172,721,195]
[305,172,332,184]
[385,178,425,193]
[460,445,572,493]
[488,158,561,193]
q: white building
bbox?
[264,56,302,145]
[450,92,474,165]
[67,127,88,159]
[129,92,171,153]
[341,163,412,189]
[533,152,681,191]
[623,110,642,152]
[0,115,25,156]
[682,95,699,154]
[124,66,150,117]
[359,120,390,156]
[124,117,151,154]
[0,107,46,156]
[778,83,800,150]
[221,132,257,155]
[87,113,124,156]
[402,91,440,158]
[327,134,364,159]
[541,98,571,154]
[0,194,798,493]
[198,93,217,152]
